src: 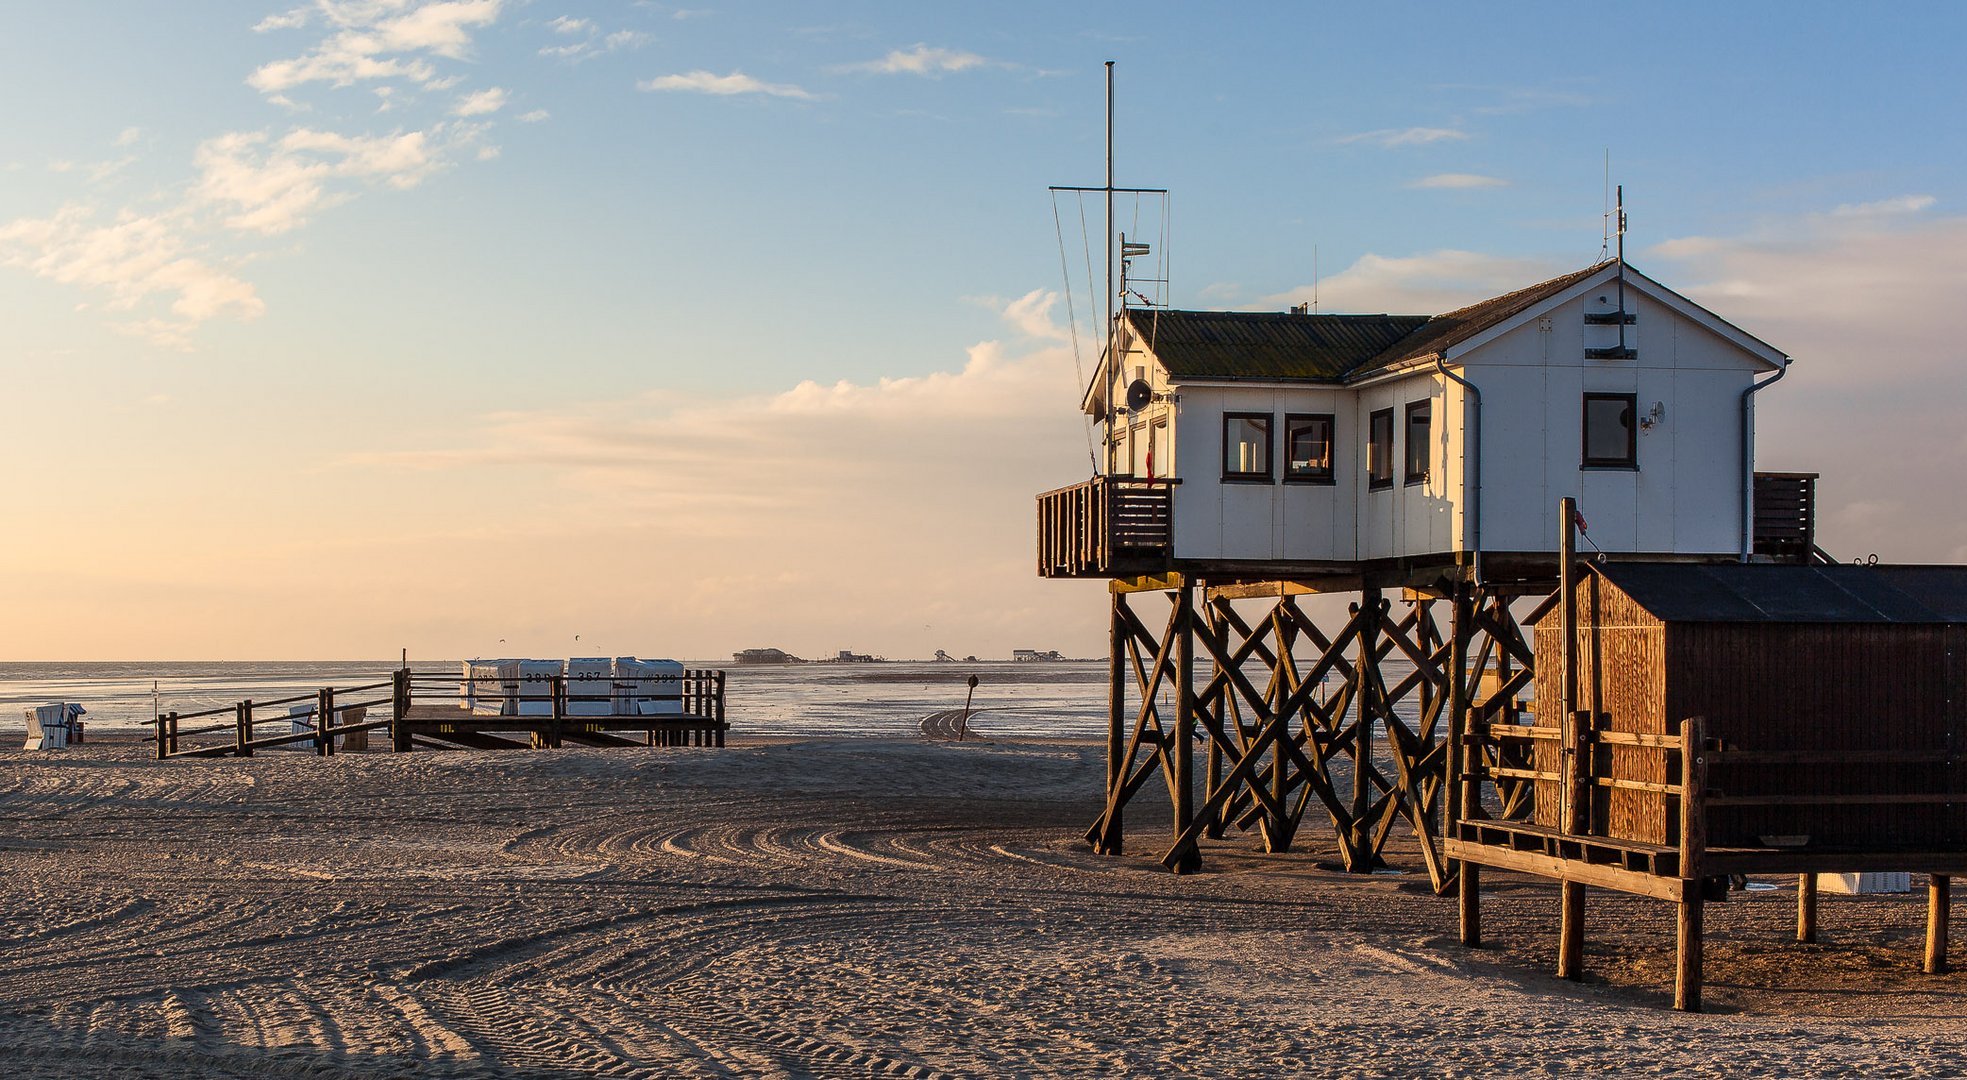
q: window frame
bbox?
[1282,413,1336,485]
[1367,407,1394,491]
[1221,412,1274,483]
[1403,400,1431,486]
[1581,392,1639,469]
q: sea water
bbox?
[0,660,1111,740]
[0,656,1424,742]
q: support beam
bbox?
[1459,862,1481,947]
[1927,874,1951,975]
[1171,585,1200,874]
[1797,873,1818,944]
[1558,881,1586,981]
[1676,895,1704,1012]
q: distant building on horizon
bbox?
[733,647,802,665]
[1012,649,1065,662]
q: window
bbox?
[1404,401,1431,486]
[1582,392,1637,468]
[1367,408,1394,490]
[1284,414,1335,484]
[1222,413,1272,481]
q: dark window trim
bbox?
[1367,407,1394,491]
[1282,412,1336,486]
[1581,391,1638,469]
[1222,411,1274,483]
[1403,400,1431,487]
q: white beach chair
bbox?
[566,657,614,717]
[616,658,685,716]
[515,660,561,717]
[279,704,368,751]
[463,659,519,716]
[23,703,72,751]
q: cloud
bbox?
[518,108,550,123]
[114,127,143,148]
[547,15,591,35]
[1263,249,1568,315]
[1338,127,1468,148]
[638,70,815,100]
[451,86,507,116]
[335,291,1096,655]
[1830,194,1935,218]
[0,205,264,346]
[837,44,989,76]
[194,128,441,235]
[249,0,503,93]
[1407,173,1509,190]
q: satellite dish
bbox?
[1125,379,1153,411]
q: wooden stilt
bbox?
[1926,874,1951,975]
[1676,893,1704,1011]
[1101,593,1127,855]
[1459,862,1482,947]
[1170,586,1200,874]
[1350,591,1380,865]
[1797,873,1818,944]
[1558,881,1586,980]
[235,699,253,758]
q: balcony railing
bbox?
[1752,471,1823,564]
[1036,476,1175,578]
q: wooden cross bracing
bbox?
[1087,582,1542,891]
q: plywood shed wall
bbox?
[1531,563,1967,853]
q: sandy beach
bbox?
[2,735,1963,1078]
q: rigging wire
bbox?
[1051,191,1099,472]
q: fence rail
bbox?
[153,667,728,758]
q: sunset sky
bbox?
[5,2,1966,661]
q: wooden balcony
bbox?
[1037,477,1175,578]
[1753,471,1824,564]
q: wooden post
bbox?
[550,676,566,749]
[1171,586,1200,874]
[1351,590,1381,864]
[391,668,411,753]
[1797,873,1818,944]
[1460,862,1482,948]
[1557,882,1586,980]
[154,713,168,760]
[1446,581,1472,913]
[317,688,334,756]
[1927,874,1951,975]
[1677,892,1705,1012]
[1558,495,1580,834]
[236,699,253,758]
[1676,716,1709,1011]
[1102,593,1127,855]
[714,671,726,747]
[167,711,179,757]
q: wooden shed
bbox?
[1449,555,1967,1010]
[1531,561,1967,854]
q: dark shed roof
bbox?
[1581,563,1967,625]
[1124,262,1611,384]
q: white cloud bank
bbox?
[1407,173,1509,190]
[1339,127,1468,148]
[342,291,1101,657]
[837,44,989,76]
[638,70,815,100]
[2,1,523,347]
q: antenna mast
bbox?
[1616,184,1628,358]
[1047,63,1167,476]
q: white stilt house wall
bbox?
[1065,261,1792,580]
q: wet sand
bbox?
[1,735,1963,1077]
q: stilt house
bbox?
[1039,260,1809,585]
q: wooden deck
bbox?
[152,668,728,758]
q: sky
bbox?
[4,2,1966,661]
